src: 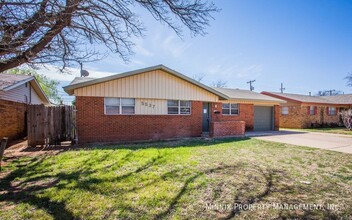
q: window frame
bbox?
[167,100,192,115]
[222,103,240,115]
[309,106,315,115]
[328,106,337,116]
[104,97,135,115]
[281,106,289,115]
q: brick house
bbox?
[64,65,284,143]
[262,92,352,128]
[0,74,50,141]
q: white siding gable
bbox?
[0,83,45,104]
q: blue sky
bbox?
[39,0,352,103]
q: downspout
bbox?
[29,83,32,104]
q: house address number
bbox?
[141,101,155,109]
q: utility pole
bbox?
[279,83,285,93]
[247,80,255,91]
[79,62,83,77]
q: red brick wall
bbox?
[211,103,254,131]
[274,105,280,130]
[76,96,203,143]
[279,101,344,128]
[0,99,27,141]
[210,121,245,137]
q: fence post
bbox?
[0,137,8,171]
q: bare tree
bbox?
[0,0,218,72]
[192,73,206,82]
[316,90,342,96]
[340,109,352,130]
[346,72,352,87]
[211,79,227,88]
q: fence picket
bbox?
[27,105,76,146]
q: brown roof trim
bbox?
[261,92,302,103]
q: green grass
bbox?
[0,138,351,219]
[284,127,352,136]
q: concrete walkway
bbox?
[246,130,352,154]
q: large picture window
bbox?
[222,103,239,115]
[167,100,191,115]
[104,98,135,115]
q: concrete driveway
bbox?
[246,130,352,154]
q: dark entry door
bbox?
[202,103,210,132]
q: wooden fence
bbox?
[27,105,77,146]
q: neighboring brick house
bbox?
[0,74,50,141]
[64,65,284,143]
[262,92,352,128]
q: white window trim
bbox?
[222,103,240,115]
[328,106,337,116]
[167,100,192,115]
[281,107,289,115]
[104,97,135,115]
[309,106,315,115]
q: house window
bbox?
[222,103,239,115]
[328,107,336,116]
[104,98,135,115]
[167,100,191,115]
[281,107,289,115]
[309,106,315,115]
[121,98,135,114]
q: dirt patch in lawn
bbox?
[4,140,71,158]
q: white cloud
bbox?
[160,35,192,58]
[236,64,263,79]
[134,43,154,57]
[206,63,263,79]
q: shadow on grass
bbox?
[0,142,346,219]
[17,137,251,154]
[81,137,251,151]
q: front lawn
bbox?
[0,138,351,219]
[284,127,352,136]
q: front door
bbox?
[202,103,210,132]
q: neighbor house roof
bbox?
[212,87,286,103]
[0,73,50,104]
[0,74,33,91]
[69,77,96,86]
[262,91,352,105]
[63,65,228,99]
[320,94,352,105]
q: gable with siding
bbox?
[0,73,50,105]
[72,69,220,102]
[0,82,43,104]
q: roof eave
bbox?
[2,77,34,92]
[261,92,303,104]
[227,97,286,104]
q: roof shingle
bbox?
[262,91,352,105]
[0,74,33,91]
[212,87,285,103]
